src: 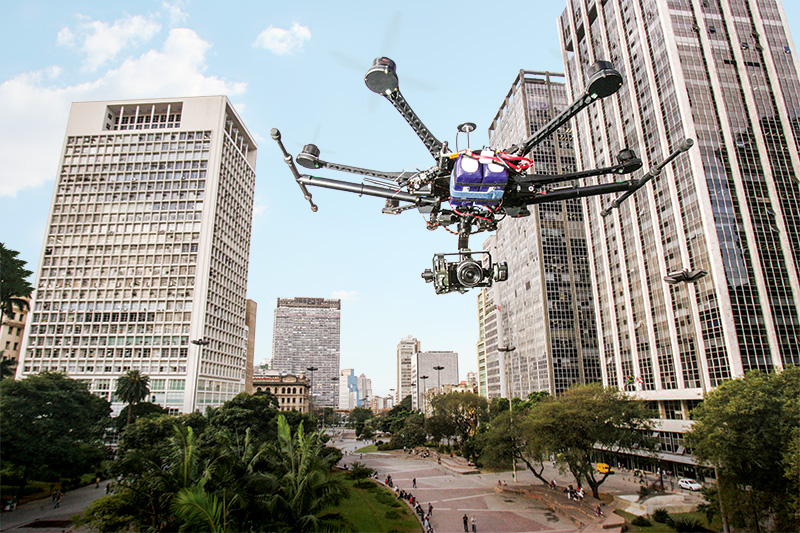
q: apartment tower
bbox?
[559,0,799,473]
[271,297,341,408]
[411,350,459,410]
[480,70,602,399]
[396,334,420,403]
[17,96,256,414]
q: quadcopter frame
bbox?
[272,57,693,294]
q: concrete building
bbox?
[396,334,420,403]
[1,299,29,367]
[271,297,341,408]
[244,299,256,393]
[559,0,800,475]
[252,369,310,413]
[338,368,359,409]
[481,70,602,399]
[411,350,459,410]
[357,373,372,406]
[16,96,256,414]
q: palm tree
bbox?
[116,370,151,426]
[263,415,347,532]
[0,243,33,323]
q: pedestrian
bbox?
[54,492,62,509]
[471,514,477,532]
[413,477,417,488]
[463,513,469,532]
[428,502,433,516]
[95,477,100,489]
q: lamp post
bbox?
[419,375,429,415]
[190,339,209,412]
[306,366,318,416]
[498,345,516,482]
[433,365,444,393]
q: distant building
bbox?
[412,350,459,410]
[1,298,29,366]
[16,96,256,414]
[357,373,372,406]
[272,297,341,408]
[252,370,310,413]
[396,335,420,404]
[368,395,395,411]
[244,299,257,393]
[338,368,359,409]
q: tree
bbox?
[0,243,33,322]
[347,406,373,438]
[0,372,111,498]
[687,367,799,532]
[116,401,167,431]
[116,370,151,426]
[428,391,489,447]
[526,383,656,498]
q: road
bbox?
[0,481,110,533]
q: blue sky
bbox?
[2,1,798,397]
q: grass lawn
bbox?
[354,443,379,453]
[615,509,722,532]
[327,477,422,532]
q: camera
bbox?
[421,252,508,294]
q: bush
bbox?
[671,517,703,532]
[631,515,651,527]
[652,508,670,523]
[347,461,376,480]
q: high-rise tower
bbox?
[560,0,799,472]
[17,96,257,414]
[481,70,602,399]
[396,334,420,404]
[271,297,341,408]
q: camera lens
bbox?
[456,259,484,287]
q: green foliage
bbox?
[0,243,33,319]
[428,391,489,446]
[670,517,703,532]
[0,372,111,498]
[631,515,651,527]
[347,461,376,480]
[386,411,427,449]
[116,401,167,431]
[687,367,799,532]
[652,508,670,523]
[525,383,656,498]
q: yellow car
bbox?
[596,463,614,474]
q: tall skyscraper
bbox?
[17,96,256,414]
[411,350,459,410]
[271,297,341,408]
[396,334,420,403]
[560,0,799,473]
[357,373,372,406]
[338,368,359,409]
[480,70,602,399]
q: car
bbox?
[678,478,702,491]
[596,463,614,474]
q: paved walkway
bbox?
[0,482,110,533]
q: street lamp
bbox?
[190,339,209,412]
[498,345,516,482]
[433,365,444,392]
[419,375,429,414]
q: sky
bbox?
[2,1,799,397]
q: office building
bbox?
[481,70,602,399]
[411,350,459,410]
[559,0,800,474]
[16,96,256,414]
[1,299,29,367]
[396,334,420,403]
[338,368,359,409]
[357,373,372,406]
[244,299,257,393]
[271,297,341,408]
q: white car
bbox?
[678,478,702,491]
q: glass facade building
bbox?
[17,96,256,414]
[479,71,602,399]
[271,297,341,408]
[559,0,799,472]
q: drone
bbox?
[272,57,694,295]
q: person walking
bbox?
[412,477,417,488]
[463,513,469,532]
[428,502,433,516]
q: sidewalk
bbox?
[0,481,110,533]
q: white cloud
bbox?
[332,290,359,301]
[253,22,311,55]
[0,28,246,198]
[161,0,189,25]
[59,13,161,71]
